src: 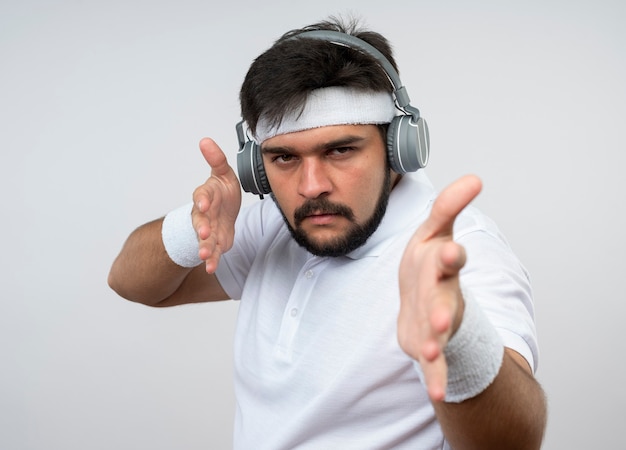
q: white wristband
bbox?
[161,202,203,268]
[443,290,504,402]
[412,291,504,403]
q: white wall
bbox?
[2,0,624,448]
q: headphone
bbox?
[236,30,430,197]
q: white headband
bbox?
[254,86,397,144]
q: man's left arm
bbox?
[397,175,547,450]
[433,347,546,450]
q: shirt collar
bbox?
[346,170,435,260]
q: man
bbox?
[109,17,547,449]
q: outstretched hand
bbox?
[397,175,482,402]
[192,138,242,273]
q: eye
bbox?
[327,146,355,157]
[271,154,298,165]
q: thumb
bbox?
[418,175,482,242]
[199,137,230,177]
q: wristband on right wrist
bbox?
[161,202,203,268]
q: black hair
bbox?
[239,16,398,136]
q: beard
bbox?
[272,168,393,257]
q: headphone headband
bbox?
[292,30,420,119]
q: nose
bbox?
[297,158,332,199]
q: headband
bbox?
[254,86,397,144]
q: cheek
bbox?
[351,168,388,217]
[271,192,297,225]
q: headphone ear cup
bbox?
[237,140,271,196]
[386,115,430,173]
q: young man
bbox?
[109,17,546,449]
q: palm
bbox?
[397,175,482,401]
[192,138,242,273]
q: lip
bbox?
[304,213,339,226]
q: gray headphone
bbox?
[236,30,430,197]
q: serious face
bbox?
[262,124,397,257]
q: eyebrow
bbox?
[261,135,367,155]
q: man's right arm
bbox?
[108,138,241,307]
[107,217,230,307]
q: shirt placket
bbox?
[274,256,328,362]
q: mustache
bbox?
[294,198,355,227]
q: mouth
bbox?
[303,212,341,226]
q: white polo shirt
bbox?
[216,171,538,450]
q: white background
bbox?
[2,0,624,448]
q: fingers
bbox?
[418,174,482,242]
[398,175,481,402]
[190,138,242,273]
[422,355,448,402]
[398,240,467,402]
[195,217,224,274]
[196,139,225,213]
[191,188,227,274]
[197,137,242,210]
[413,285,460,402]
[399,299,451,402]
[439,240,467,277]
[202,244,222,274]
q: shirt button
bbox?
[305,270,314,279]
[290,308,298,317]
